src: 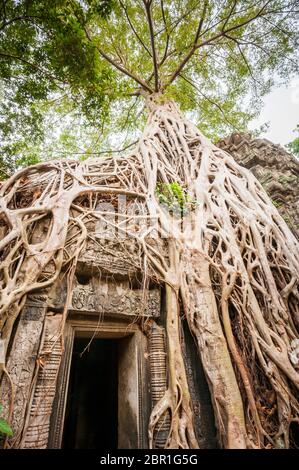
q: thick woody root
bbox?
[148,249,199,449]
[140,100,299,448]
[0,97,299,448]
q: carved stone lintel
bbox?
[71,284,160,317]
[48,277,161,318]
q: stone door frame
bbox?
[48,316,150,449]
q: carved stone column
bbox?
[21,312,63,448]
[0,293,48,448]
[147,321,170,448]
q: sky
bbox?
[250,77,299,146]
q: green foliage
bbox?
[156,182,196,217]
[0,404,13,437]
[272,199,283,208]
[0,1,298,174]
[286,125,299,156]
[0,0,122,176]
[283,214,291,224]
[278,174,297,185]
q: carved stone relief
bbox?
[0,295,47,448]
[1,237,162,449]
[21,312,63,449]
[78,238,141,277]
[76,236,167,279]
[147,321,170,448]
[48,276,161,318]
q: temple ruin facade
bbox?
[0,233,217,449]
[1,116,298,449]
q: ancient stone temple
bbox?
[217,133,299,238]
[0,219,217,449]
[1,105,298,450]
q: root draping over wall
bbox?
[0,98,299,448]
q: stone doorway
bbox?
[62,337,119,449]
[48,318,151,449]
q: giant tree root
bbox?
[0,96,299,448]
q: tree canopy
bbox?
[0,0,298,177]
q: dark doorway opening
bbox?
[62,337,118,449]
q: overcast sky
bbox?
[250,77,299,146]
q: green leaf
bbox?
[286,126,299,156]
[0,419,13,437]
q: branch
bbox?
[143,0,159,91]
[165,0,275,88]
[120,95,140,132]
[199,0,264,41]
[224,34,262,89]
[179,73,240,131]
[0,15,43,32]
[159,0,170,67]
[230,31,299,70]
[194,0,209,44]
[166,34,223,87]
[221,0,238,32]
[260,14,294,37]
[46,140,138,156]
[119,0,152,57]
[0,52,65,88]
[155,1,201,37]
[84,27,153,93]
[165,0,208,76]
[224,0,272,35]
